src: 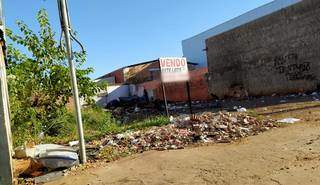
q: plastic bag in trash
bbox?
[38,150,79,170]
[277,118,300,124]
[35,144,79,170]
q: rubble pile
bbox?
[111,101,215,124]
[92,112,276,159]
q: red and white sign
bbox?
[159,57,189,83]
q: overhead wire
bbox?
[57,0,85,55]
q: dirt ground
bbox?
[46,101,320,185]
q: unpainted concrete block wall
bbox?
[206,0,320,98]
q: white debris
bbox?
[230,117,238,123]
[35,144,76,154]
[38,132,45,140]
[116,134,125,140]
[134,106,140,113]
[278,118,301,124]
[237,108,247,112]
[107,140,115,146]
[183,116,191,121]
[38,150,79,170]
[243,118,250,124]
[93,112,276,157]
[169,116,175,123]
[69,140,79,147]
[239,127,250,132]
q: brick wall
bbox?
[102,68,125,84]
[141,68,210,102]
[206,0,320,98]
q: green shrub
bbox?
[8,9,169,147]
[125,116,169,130]
[8,9,105,146]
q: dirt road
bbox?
[47,102,320,185]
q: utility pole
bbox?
[0,0,14,184]
[58,0,87,163]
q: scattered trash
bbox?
[90,112,276,159]
[14,144,79,178]
[25,144,78,170]
[34,144,76,154]
[183,116,190,121]
[134,106,140,113]
[278,118,301,124]
[38,150,79,170]
[38,132,45,140]
[169,116,174,123]
[280,100,287,103]
[237,108,247,112]
[110,101,215,124]
[68,140,79,147]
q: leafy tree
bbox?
[6,9,105,141]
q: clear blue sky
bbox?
[4,0,273,79]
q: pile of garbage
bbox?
[91,112,276,159]
[14,111,276,183]
[110,100,216,124]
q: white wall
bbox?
[94,85,130,107]
[182,0,302,67]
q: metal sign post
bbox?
[58,0,87,163]
[186,81,193,115]
[161,81,169,117]
[158,60,169,116]
[0,1,14,184]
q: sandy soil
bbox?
[46,101,320,185]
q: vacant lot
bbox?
[46,101,320,185]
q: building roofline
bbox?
[125,59,159,68]
[96,59,198,80]
[182,0,301,43]
[125,59,198,68]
